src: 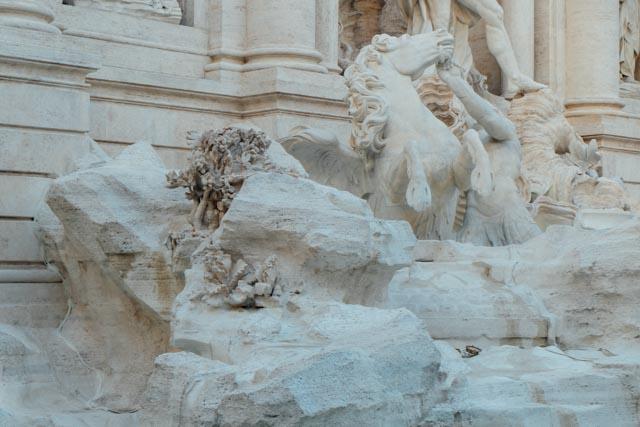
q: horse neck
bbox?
[372,63,437,131]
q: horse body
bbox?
[282,31,492,240]
[348,31,490,239]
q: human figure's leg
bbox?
[456,0,544,96]
[426,0,452,31]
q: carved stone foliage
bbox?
[186,244,281,309]
[166,127,282,232]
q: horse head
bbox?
[344,30,453,159]
[357,30,454,80]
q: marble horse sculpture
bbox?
[282,30,494,241]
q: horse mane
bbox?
[344,34,403,161]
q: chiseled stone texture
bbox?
[426,345,640,426]
[157,169,446,426]
[34,141,190,410]
[145,305,442,427]
[406,220,640,354]
[38,141,190,320]
[217,172,417,306]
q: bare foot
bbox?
[514,74,546,92]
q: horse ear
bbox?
[371,34,397,52]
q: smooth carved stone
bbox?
[216,171,416,307]
[396,0,545,98]
[0,0,61,34]
[74,0,182,24]
[508,88,639,227]
[284,33,539,246]
[620,0,640,81]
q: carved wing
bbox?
[279,126,371,199]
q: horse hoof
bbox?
[471,169,493,197]
[406,180,432,211]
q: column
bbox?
[0,0,61,34]
[534,0,565,97]
[205,0,247,77]
[244,0,325,73]
[316,0,341,73]
[501,0,535,95]
[0,10,99,275]
[564,0,623,112]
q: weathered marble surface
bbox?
[0,127,636,426]
[2,0,640,421]
[74,0,182,24]
[285,32,540,246]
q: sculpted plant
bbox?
[188,244,281,309]
[166,127,277,231]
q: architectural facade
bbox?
[2,1,640,425]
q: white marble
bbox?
[2,1,640,426]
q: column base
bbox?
[565,97,625,114]
[205,46,328,78]
[0,0,61,34]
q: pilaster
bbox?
[502,0,535,95]
[564,0,623,112]
[0,27,100,268]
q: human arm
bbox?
[437,61,517,141]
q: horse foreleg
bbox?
[454,129,493,196]
[404,140,432,211]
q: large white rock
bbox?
[39,141,190,320]
[396,220,640,355]
[144,303,444,427]
[217,172,417,306]
[33,141,190,410]
[425,345,640,426]
[385,259,548,348]
[158,170,450,426]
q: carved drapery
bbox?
[619,0,640,81]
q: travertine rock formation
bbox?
[2,128,635,426]
[33,141,189,414]
[162,170,444,426]
[384,220,640,424]
[144,306,443,427]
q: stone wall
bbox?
[3,0,640,273]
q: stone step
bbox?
[426,403,637,427]
[424,346,639,426]
[385,261,548,347]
